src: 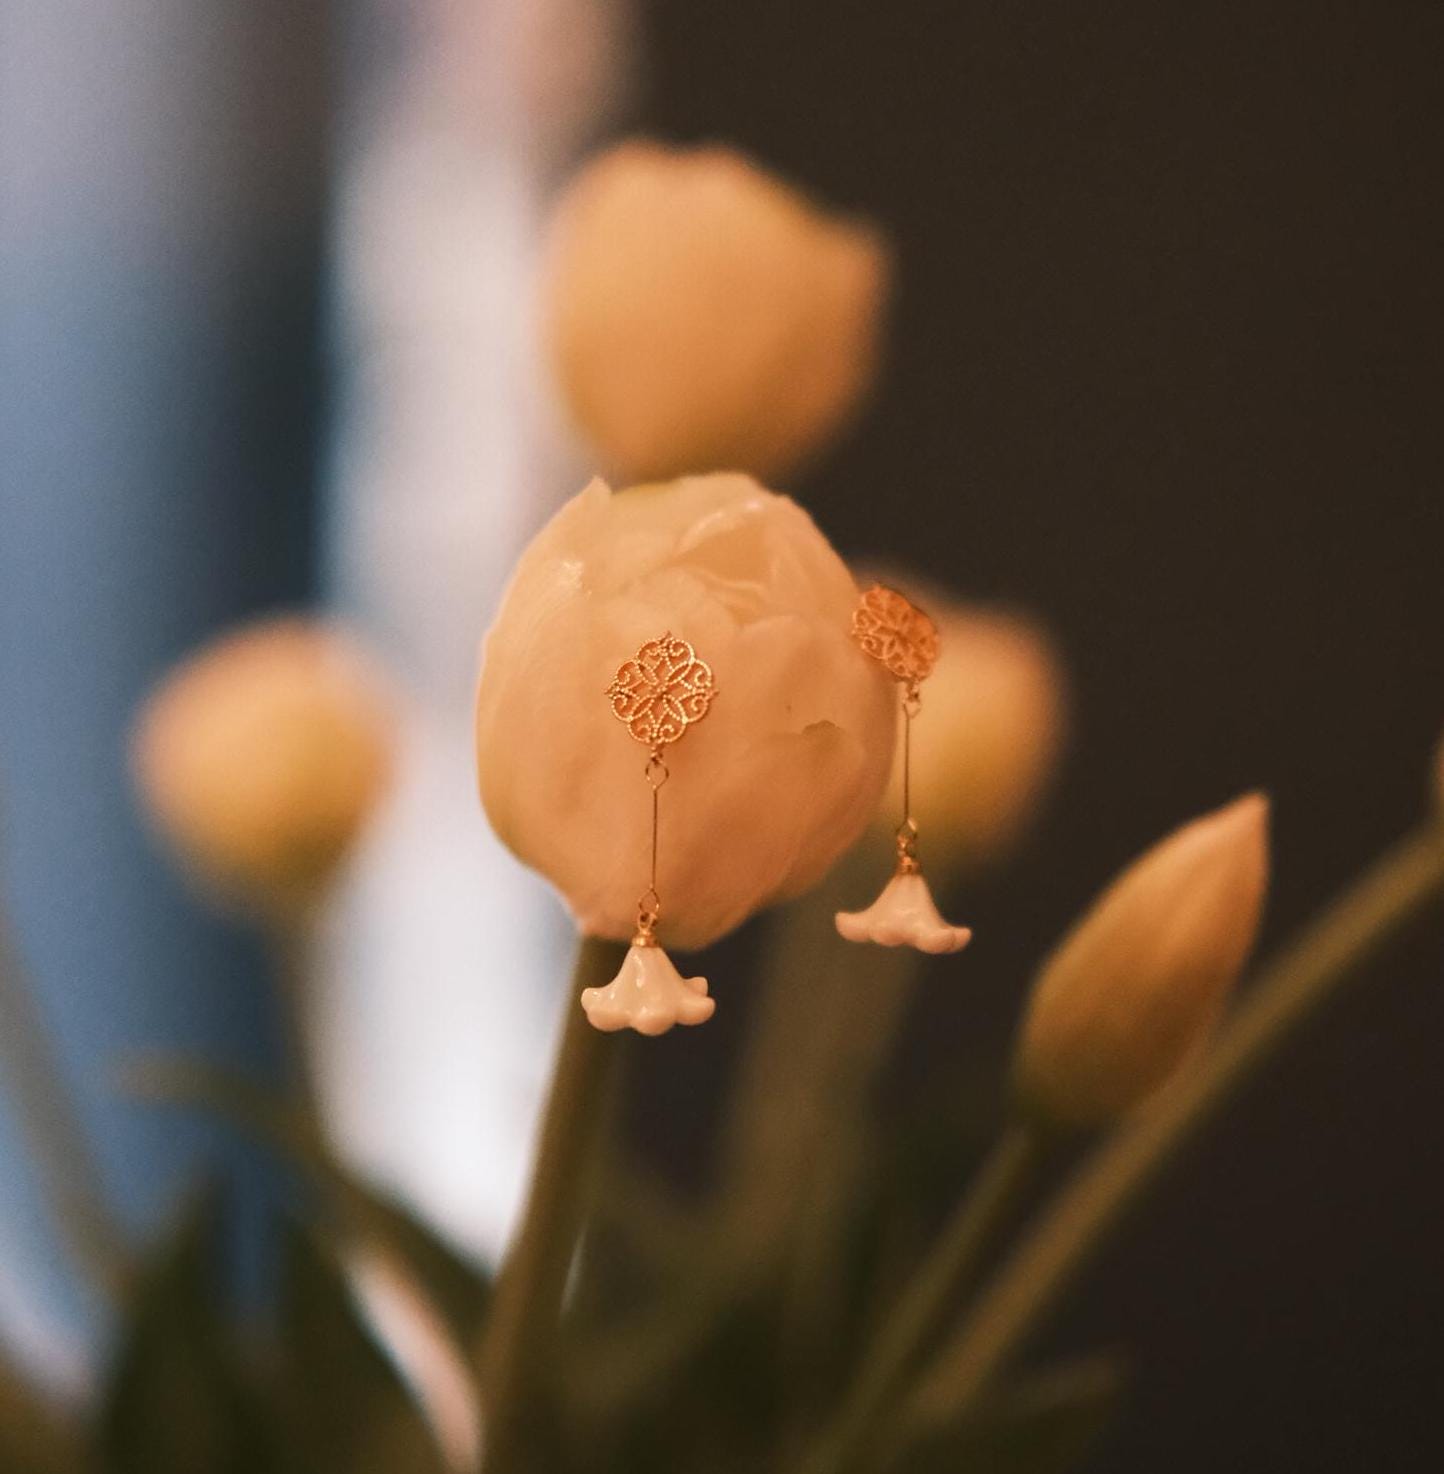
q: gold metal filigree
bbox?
[606,633,718,952]
[835,585,971,954]
[851,584,939,689]
[607,634,717,750]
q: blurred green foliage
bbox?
[0,852,1117,1474]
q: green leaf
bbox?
[125,1058,490,1346]
[273,1222,447,1474]
[893,1355,1126,1474]
[720,855,926,1260]
[97,1185,278,1474]
[555,1267,785,1474]
[344,1188,491,1351]
[0,1359,88,1474]
[585,1151,700,1282]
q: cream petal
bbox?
[835,872,972,955]
[580,944,716,1036]
[476,474,896,950]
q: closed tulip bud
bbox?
[475,473,896,950]
[132,618,394,920]
[544,139,890,482]
[1015,794,1270,1129]
[875,590,1066,874]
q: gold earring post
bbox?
[836,585,971,955]
[605,632,717,946]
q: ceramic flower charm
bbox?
[835,871,972,954]
[835,585,972,954]
[580,944,715,1036]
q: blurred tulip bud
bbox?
[544,139,890,482]
[475,473,895,950]
[1015,793,1270,1129]
[875,590,1066,874]
[132,618,394,920]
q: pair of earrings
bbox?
[580,586,971,1037]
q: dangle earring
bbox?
[581,633,719,1035]
[836,585,972,954]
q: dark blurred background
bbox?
[2,0,1441,1467]
[637,2,1443,1470]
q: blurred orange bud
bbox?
[131,617,394,921]
[544,139,890,482]
[1015,793,1270,1129]
[880,596,1067,875]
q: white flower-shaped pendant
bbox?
[581,943,715,1035]
[835,871,972,954]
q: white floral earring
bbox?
[581,634,719,1035]
[836,586,973,954]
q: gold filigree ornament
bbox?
[835,586,973,954]
[581,634,720,1035]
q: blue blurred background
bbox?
[1,0,622,1385]
[1,0,329,1382]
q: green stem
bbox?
[724,859,921,1241]
[0,901,130,1299]
[730,854,925,1384]
[478,937,624,1473]
[267,916,325,1127]
[908,823,1444,1424]
[800,1124,1049,1474]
